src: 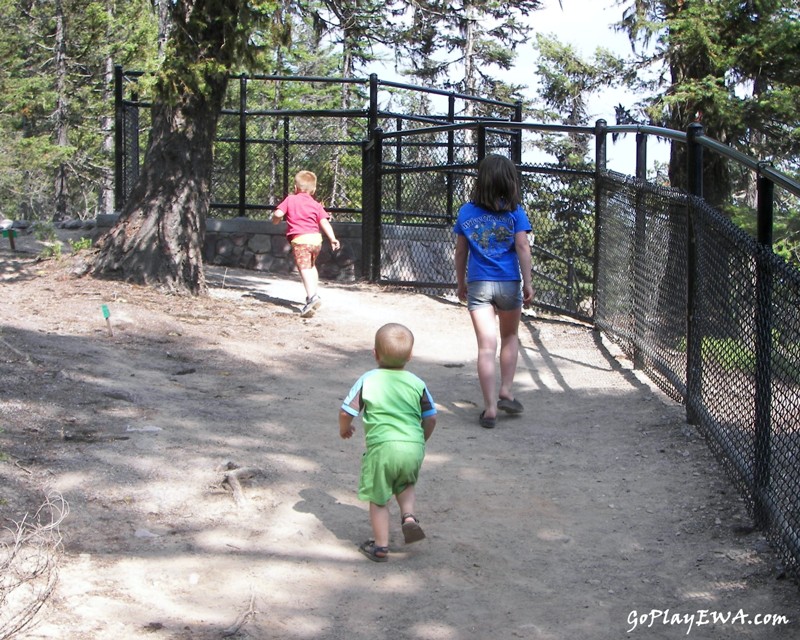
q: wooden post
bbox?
[2,228,17,251]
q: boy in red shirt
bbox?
[272,170,340,317]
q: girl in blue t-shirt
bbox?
[453,154,534,429]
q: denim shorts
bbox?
[467,280,523,311]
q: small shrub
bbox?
[30,222,62,259]
[67,237,92,252]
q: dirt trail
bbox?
[1,234,797,639]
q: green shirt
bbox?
[341,368,436,447]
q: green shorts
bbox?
[357,441,425,506]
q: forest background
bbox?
[0,0,798,262]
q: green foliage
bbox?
[0,0,546,230]
[31,221,62,258]
[675,332,800,383]
[701,336,756,372]
[0,0,158,222]
[521,32,629,307]
[396,0,542,102]
[32,221,58,244]
[615,0,800,261]
[68,237,93,252]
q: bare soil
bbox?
[1,229,798,640]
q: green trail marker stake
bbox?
[101,304,113,336]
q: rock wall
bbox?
[202,218,362,283]
[94,215,363,283]
[6,215,456,287]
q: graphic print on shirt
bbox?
[463,213,515,257]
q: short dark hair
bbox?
[470,154,521,212]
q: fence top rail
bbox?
[374,76,520,109]
[116,65,518,110]
[222,107,368,118]
[377,120,595,140]
[604,123,799,197]
[696,135,800,196]
[602,123,688,143]
[117,66,799,198]
[238,73,368,84]
[377,119,800,198]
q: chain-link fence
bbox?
[595,173,689,400]
[595,170,800,579]
[116,69,800,579]
[115,70,522,224]
[371,123,596,317]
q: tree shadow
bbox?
[293,487,365,545]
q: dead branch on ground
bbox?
[0,492,68,640]
[218,462,263,508]
[221,591,257,637]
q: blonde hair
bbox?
[374,323,414,368]
[294,170,317,195]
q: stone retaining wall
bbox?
[7,215,456,287]
[202,218,362,283]
[95,215,364,283]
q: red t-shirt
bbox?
[275,192,329,241]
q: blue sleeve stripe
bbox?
[341,404,360,417]
[420,387,437,418]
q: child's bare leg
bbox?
[469,305,499,418]
[497,306,522,401]
[369,502,390,547]
[396,484,416,518]
[397,484,426,543]
[299,266,319,300]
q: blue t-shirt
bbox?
[453,202,532,282]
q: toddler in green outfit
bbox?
[339,323,437,562]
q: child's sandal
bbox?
[359,540,389,562]
[401,513,426,544]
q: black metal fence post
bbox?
[447,94,455,222]
[753,172,774,528]
[512,101,523,165]
[361,129,383,282]
[238,75,247,218]
[633,131,648,368]
[369,74,379,133]
[282,117,290,196]
[395,117,403,220]
[114,65,124,212]
[635,132,647,181]
[593,119,607,319]
[686,122,704,424]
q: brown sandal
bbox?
[401,513,426,544]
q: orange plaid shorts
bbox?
[291,242,322,270]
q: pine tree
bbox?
[616,0,799,206]
[0,0,157,221]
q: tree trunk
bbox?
[92,0,244,295]
[53,0,69,222]
[99,46,115,217]
[92,85,225,294]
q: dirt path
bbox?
[1,235,798,639]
